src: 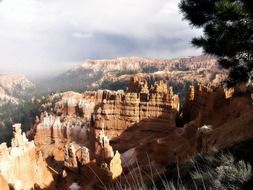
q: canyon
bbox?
[1,76,248,189]
[0,0,251,188]
[0,57,252,189]
[47,55,227,94]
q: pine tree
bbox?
[179,0,253,86]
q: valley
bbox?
[0,56,252,189]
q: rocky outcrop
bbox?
[64,143,91,171]
[54,91,96,117]
[93,77,180,139]
[94,126,123,183]
[32,78,180,165]
[0,74,34,105]
[68,183,81,190]
[139,84,253,166]
[27,77,253,189]
[90,83,253,187]
[182,83,218,124]
[0,74,34,94]
[0,124,53,189]
[224,87,235,99]
[109,151,122,179]
[78,146,91,165]
[33,112,91,147]
[95,124,114,162]
[64,143,79,171]
[0,86,19,105]
[50,55,227,92]
[62,125,122,181]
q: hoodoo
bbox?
[0,124,54,189]
[15,77,253,189]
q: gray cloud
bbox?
[0,0,202,78]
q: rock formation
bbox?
[62,124,122,185]
[89,82,253,187]
[93,77,180,139]
[79,146,91,165]
[64,142,91,171]
[59,91,96,117]
[137,84,253,169]
[0,124,54,189]
[33,111,91,147]
[95,123,114,161]
[0,175,9,190]
[99,150,123,183]
[64,143,79,170]
[26,77,253,189]
[94,125,123,183]
[0,74,34,105]
[109,151,122,179]
[50,55,227,93]
[26,91,96,187]
[224,87,235,99]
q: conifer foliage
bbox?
[179,0,253,86]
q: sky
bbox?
[0,0,202,78]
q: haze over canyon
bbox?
[0,0,252,189]
[0,55,252,189]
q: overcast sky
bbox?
[0,0,202,78]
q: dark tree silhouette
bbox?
[179,0,253,86]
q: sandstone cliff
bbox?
[28,78,180,188]
[28,91,96,175]
[28,77,253,189]
[126,84,253,183]
[93,77,180,139]
[0,124,54,189]
[182,83,253,151]
[89,80,253,186]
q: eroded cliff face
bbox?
[26,77,253,189]
[34,113,90,146]
[0,124,53,189]
[182,83,253,151]
[93,77,180,139]
[50,55,227,92]
[132,84,253,171]
[26,77,181,188]
[32,78,180,153]
[29,91,96,162]
[89,80,253,186]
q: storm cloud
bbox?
[0,0,202,77]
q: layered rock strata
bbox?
[64,142,91,172]
[0,124,53,189]
[32,78,180,158]
[60,91,96,117]
[182,84,253,152]
[93,77,180,138]
[34,112,90,146]
[28,78,253,189]
[63,125,122,184]
[32,92,96,149]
